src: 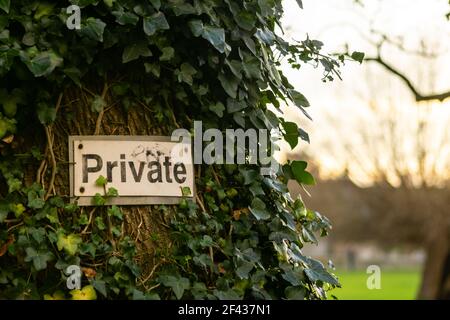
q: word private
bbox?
[69,136,194,206]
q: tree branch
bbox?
[365,56,450,102]
[44,93,63,200]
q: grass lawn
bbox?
[331,269,422,300]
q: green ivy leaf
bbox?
[93,280,107,298]
[249,183,264,196]
[27,189,45,209]
[29,227,46,244]
[0,115,16,139]
[304,259,340,286]
[291,161,315,185]
[297,171,315,185]
[144,63,160,77]
[298,127,310,143]
[214,289,241,300]
[239,169,258,185]
[236,260,253,279]
[78,214,89,225]
[34,2,54,19]
[0,0,10,13]
[12,203,25,218]
[149,0,161,10]
[57,233,82,256]
[188,20,203,37]
[233,112,245,127]
[0,89,25,117]
[25,247,53,271]
[351,51,365,64]
[249,197,270,220]
[91,95,106,113]
[202,26,226,53]
[143,12,170,36]
[95,175,107,187]
[291,160,307,172]
[302,227,317,244]
[235,11,256,31]
[209,102,225,117]
[285,286,305,300]
[159,47,174,61]
[181,186,191,196]
[176,63,197,85]
[159,275,190,299]
[70,285,97,300]
[93,193,106,206]
[282,121,299,149]
[103,0,115,7]
[122,43,152,63]
[115,12,139,26]
[22,51,63,77]
[281,269,302,286]
[108,205,123,219]
[289,89,310,108]
[171,3,196,16]
[95,216,106,230]
[6,177,21,193]
[81,18,106,42]
[227,99,246,113]
[218,73,239,98]
[37,103,57,125]
[106,187,118,197]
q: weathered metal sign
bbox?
[69,136,194,206]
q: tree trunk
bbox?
[44,85,176,282]
[418,223,450,299]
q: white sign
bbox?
[69,136,194,206]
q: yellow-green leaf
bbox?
[44,291,65,300]
[57,233,82,256]
[70,285,97,300]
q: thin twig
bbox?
[212,167,221,185]
[43,93,63,200]
[82,207,97,234]
[209,246,214,273]
[44,127,57,200]
[36,147,48,184]
[148,283,161,292]
[7,222,23,233]
[141,261,163,284]
[195,194,207,212]
[135,209,144,242]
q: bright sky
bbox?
[278,0,450,186]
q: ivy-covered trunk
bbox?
[0,1,347,300]
[48,85,173,279]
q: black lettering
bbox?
[129,162,145,182]
[163,156,172,183]
[106,161,118,182]
[82,154,103,183]
[147,161,162,183]
[120,154,126,182]
[174,163,187,183]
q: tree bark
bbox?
[42,84,176,284]
[418,224,450,299]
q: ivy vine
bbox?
[0,0,361,300]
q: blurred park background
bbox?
[278,0,450,299]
